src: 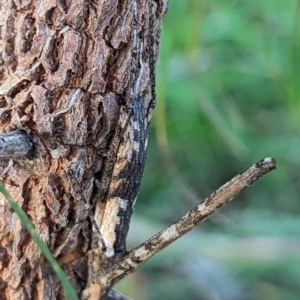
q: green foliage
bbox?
[0,183,79,300]
[120,1,300,299]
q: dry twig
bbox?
[0,130,32,159]
[105,157,276,284]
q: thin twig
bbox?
[106,157,276,284]
[105,290,133,300]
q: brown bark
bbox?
[0,1,167,299]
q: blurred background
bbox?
[117,1,300,299]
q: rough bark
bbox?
[0,1,168,299]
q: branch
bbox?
[0,130,32,159]
[107,157,276,284]
[105,290,133,300]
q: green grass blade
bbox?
[0,182,79,300]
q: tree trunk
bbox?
[0,1,168,299]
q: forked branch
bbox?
[106,157,276,284]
